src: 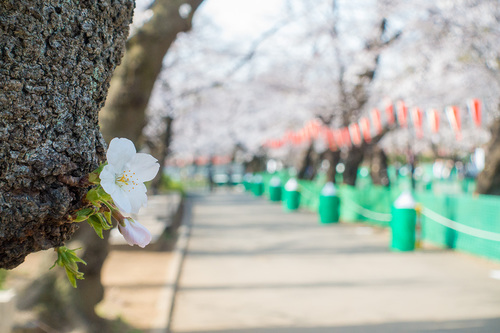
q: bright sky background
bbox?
[134,0,289,41]
[196,0,289,40]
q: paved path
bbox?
[99,193,182,332]
[170,191,500,333]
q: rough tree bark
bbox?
[99,0,204,145]
[476,118,500,195]
[0,0,134,269]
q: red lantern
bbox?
[333,129,344,147]
[385,98,395,125]
[446,106,462,140]
[341,127,352,147]
[305,119,321,139]
[397,100,408,128]
[411,107,423,138]
[349,123,362,146]
[324,128,337,151]
[468,99,481,128]
[427,109,440,133]
[371,108,383,134]
[298,128,310,142]
[359,117,371,143]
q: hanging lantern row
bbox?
[263,98,482,150]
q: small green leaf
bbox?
[52,247,87,288]
[64,248,87,265]
[103,211,112,226]
[73,207,95,222]
[87,215,104,239]
[88,162,107,184]
[95,186,112,201]
[95,213,112,230]
[85,188,100,204]
[65,267,77,288]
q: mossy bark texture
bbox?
[0,0,134,269]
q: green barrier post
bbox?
[319,195,340,223]
[284,190,300,211]
[252,178,264,196]
[391,191,417,251]
[243,173,253,191]
[269,176,282,202]
[319,182,340,223]
[283,178,300,211]
[269,185,282,201]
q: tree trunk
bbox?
[99,0,204,145]
[323,149,341,183]
[151,116,174,194]
[343,145,364,186]
[368,146,390,186]
[74,226,110,329]
[245,154,266,173]
[476,118,500,195]
[0,0,134,269]
[297,143,318,180]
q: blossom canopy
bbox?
[100,138,160,214]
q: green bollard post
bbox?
[252,175,264,196]
[269,176,282,202]
[243,173,253,191]
[319,182,340,223]
[283,178,300,211]
[391,191,417,251]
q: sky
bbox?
[133,0,289,41]
[196,0,289,40]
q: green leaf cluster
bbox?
[72,163,115,239]
[55,162,115,287]
[51,247,87,288]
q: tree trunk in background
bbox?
[0,0,134,269]
[74,226,111,330]
[368,146,390,186]
[99,0,204,145]
[323,149,341,183]
[343,145,364,186]
[151,116,174,194]
[476,119,500,195]
[245,154,266,173]
[342,127,392,187]
[297,143,318,180]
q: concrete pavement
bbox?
[170,191,500,333]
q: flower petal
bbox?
[110,187,132,214]
[127,153,160,182]
[127,183,148,214]
[100,165,118,195]
[118,219,152,248]
[107,138,136,172]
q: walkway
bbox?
[170,191,500,333]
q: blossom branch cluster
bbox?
[55,138,160,287]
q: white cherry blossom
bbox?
[118,219,152,248]
[100,138,160,214]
